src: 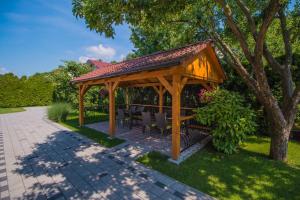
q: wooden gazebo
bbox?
[72,40,225,160]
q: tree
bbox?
[72,0,300,161]
[49,61,100,108]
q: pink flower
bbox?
[198,87,214,103]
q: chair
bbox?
[142,112,156,134]
[117,109,130,128]
[130,106,136,115]
[155,112,172,135]
[136,106,145,114]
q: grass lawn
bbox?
[59,111,124,148]
[137,136,300,200]
[0,107,25,114]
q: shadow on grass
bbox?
[138,138,300,200]
[59,112,124,148]
[13,130,154,199]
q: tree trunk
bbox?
[269,125,291,161]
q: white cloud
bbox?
[86,44,116,59]
[79,44,116,63]
[120,54,126,61]
[0,67,9,74]
[79,56,95,63]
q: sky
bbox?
[0,0,134,76]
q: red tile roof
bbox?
[72,40,212,83]
[87,60,111,69]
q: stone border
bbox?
[0,131,10,200]
[169,135,212,165]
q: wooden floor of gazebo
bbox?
[86,121,209,156]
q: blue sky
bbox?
[0,0,134,76]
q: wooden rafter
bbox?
[112,80,119,91]
[152,85,160,94]
[158,75,174,94]
[180,77,188,92]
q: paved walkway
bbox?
[0,107,212,200]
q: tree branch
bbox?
[236,0,284,72]
[278,6,294,109]
[254,0,281,61]
[236,0,258,38]
[215,0,254,62]
[209,31,260,95]
[279,7,293,68]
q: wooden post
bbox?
[108,82,116,137]
[159,85,164,113]
[107,81,119,137]
[172,74,181,160]
[79,85,84,126]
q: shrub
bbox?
[196,88,257,154]
[48,103,72,122]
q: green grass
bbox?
[0,107,25,114]
[137,136,300,200]
[59,111,124,148]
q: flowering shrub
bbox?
[196,88,257,154]
[198,88,213,103]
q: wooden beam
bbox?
[158,76,173,94]
[163,88,167,94]
[77,66,183,86]
[104,82,109,89]
[180,115,195,121]
[112,80,120,91]
[172,74,181,160]
[127,82,161,88]
[152,85,160,94]
[180,77,188,92]
[80,85,91,96]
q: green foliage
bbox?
[72,0,300,125]
[47,103,72,122]
[48,61,100,108]
[196,89,257,154]
[0,60,106,109]
[0,73,53,108]
[0,107,25,114]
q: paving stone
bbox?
[173,190,185,199]
[0,107,212,200]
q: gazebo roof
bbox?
[72,40,212,83]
